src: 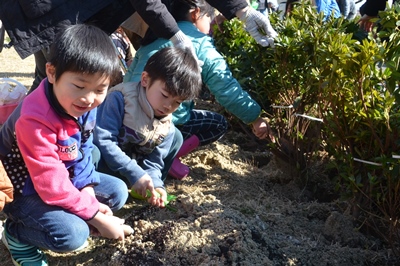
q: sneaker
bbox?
[1,227,48,266]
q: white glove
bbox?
[170,30,203,68]
[268,0,279,10]
[238,8,278,47]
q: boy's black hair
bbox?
[48,23,120,83]
[144,46,201,100]
[171,0,215,22]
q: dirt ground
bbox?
[0,44,399,266]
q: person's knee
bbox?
[50,220,90,252]
[216,114,228,134]
[110,178,129,211]
[170,128,183,156]
[173,127,183,146]
[221,116,228,130]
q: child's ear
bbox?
[45,63,56,84]
[141,71,149,87]
[190,7,201,23]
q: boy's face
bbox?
[46,63,110,118]
[141,71,184,117]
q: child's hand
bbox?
[121,224,134,236]
[130,188,176,210]
[251,117,275,142]
[99,202,113,216]
[148,187,167,208]
[131,174,157,199]
[131,175,167,208]
[81,185,95,197]
[87,212,125,240]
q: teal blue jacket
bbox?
[124,21,261,126]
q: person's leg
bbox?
[3,194,89,255]
[168,134,199,180]
[93,144,133,190]
[161,127,183,181]
[179,109,228,146]
[30,48,50,92]
[94,172,129,212]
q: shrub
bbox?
[213,2,400,251]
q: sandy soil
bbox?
[0,42,399,266]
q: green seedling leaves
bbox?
[130,189,177,211]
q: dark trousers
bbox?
[30,48,50,92]
[177,109,228,146]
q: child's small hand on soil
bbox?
[121,224,134,236]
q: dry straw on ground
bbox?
[0,44,35,89]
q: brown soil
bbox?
[0,42,399,266]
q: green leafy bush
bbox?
[213,2,400,250]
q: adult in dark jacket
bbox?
[0,0,277,185]
[0,0,277,90]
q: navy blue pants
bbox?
[177,109,228,146]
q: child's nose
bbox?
[81,93,95,104]
[164,102,172,110]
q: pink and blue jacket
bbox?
[0,79,99,220]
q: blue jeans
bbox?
[3,172,128,252]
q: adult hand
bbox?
[268,0,279,11]
[357,14,375,32]
[170,30,203,68]
[237,7,278,47]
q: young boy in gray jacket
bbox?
[94,47,201,207]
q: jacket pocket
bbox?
[18,0,67,19]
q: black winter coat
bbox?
[0,0,246,59]
[359,0,387,17]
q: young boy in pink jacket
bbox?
[0,24,131,266]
